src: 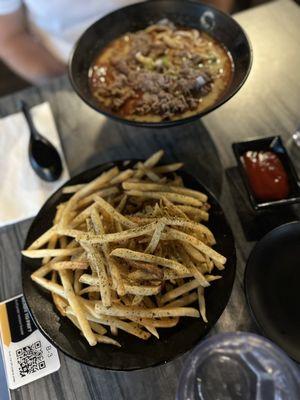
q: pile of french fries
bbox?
[22,150,226,347]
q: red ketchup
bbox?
[241,151,290,202]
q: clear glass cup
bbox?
[287,127,300,174]
[176,332,300,400]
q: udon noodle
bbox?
[89,20,233,122]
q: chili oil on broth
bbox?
[89,22,234,122]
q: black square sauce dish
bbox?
[232,136,300,211]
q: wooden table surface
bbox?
[0,0,300,399]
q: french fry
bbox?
[110,169,134,184]
[161,196,189,220]
[205,255,214,273]
[214,260,225,271]
[183,243,206,263]
[74,269,83,295]
[79,301,151,340]
[165,228,226,265]
[128,261,163,279]
[171,244,208,287]
[145,221,165,253]
[91,208,125,296]
[76,187,119,209]
[31,264,53,279]
[197,286,208,323]
[79,286,99,295]
[70,203,99,228]
[95,334,121,347]
[79,274,99,286]
[41,204,65,264]
[125,190,203,207]
[160,279,201,305]
[60,166,119,226]
[51,271,68,316]
[121,297,158,337]
[67,314,116,345]
[123,181,207,203]
[78,274,160,296]
[189,264,209,287]
[132,295,144,306]
[116,194,128,213]
[162,217,214,244]
[62,184,85,194]
[28,226,57,250]
[140,317,179,328]
[129,216,215,245]
[22,248,82,259]
[83,242,111,307]
[124,282,161,296]
[128,270,160,281]
[31,276,66,298]
[129,316,159,338]
[166,292,198,308]
[93,195,136,228]
[60,270,97,346]
[77,222,158,244]
[31,241,79,279]
[145,170,161,182]
[134,150,164,179]
[133,163,161,182]
[42,235,58,265]
[206,275,222,282]
[176,205,209,221]
[109,291,119,336]
[81,271,221,285]
[89,321,107,335]
[94,302,199,319]
[144,149,164,167]
[162,270,193,280]
[52,261,89,271]
[55,228,87,238]
[152,163,183,174]
[110,248,190,275]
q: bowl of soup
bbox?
[69,0,252,127]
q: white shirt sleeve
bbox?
[0,0,22,14]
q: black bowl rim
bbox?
[232,135,300,211]
[244,220,300,362]
[22,160,236,370]
[68,0,253,128]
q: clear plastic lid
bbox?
[176,332,300,400]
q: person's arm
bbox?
[0,7,66,84]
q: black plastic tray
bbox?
[232,136,300,211]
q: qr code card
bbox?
[0,294,60,389]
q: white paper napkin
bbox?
[0,102,69,228]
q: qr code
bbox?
[16,341,46,377]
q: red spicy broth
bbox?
[89,20,234,122]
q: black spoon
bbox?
[20,101,63,182]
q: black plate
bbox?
[245,221,300,362]
[69,0,252,128]
[232,136,300,210]
[22,161,236,370]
